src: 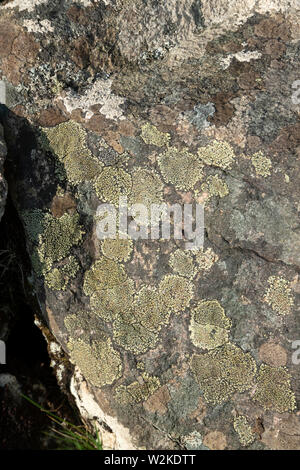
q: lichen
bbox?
[169,249,195,278]
[264,276,294,315]
[113,311,159,354]
[42,121,103,184]
[233,416,255,446]
[44,268,65,290]
[190,343,257,405]
[140,123,170,147]
[101,237,133,262]
[115,373,160,404]
[83,257,127,296]
[129,168,164,207]
[94,166,132,206]
[45,256,80,290]
[90,278,135,322]
[159,274,194,313]
[197,140,235,169]
[67,335,122,387]
[190,300,231,350]
[21,209,45,243]
[37,212,84,273]
[251,151,272,177]
[201,175,229,198]
[253,364,296,413]
[195,247,218,272]
[157,146,203,190]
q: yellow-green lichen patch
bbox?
[140,123,170,147]
[129,168,164,207]
[113,311,159,354]
[94,167,132,206]
[67,335,122,388]
[233,416,255,447]
[190,300,231,350]
[159,274,194,313]
[45,256,80,290]
[195,248,218,272]
[157,146,203,191]
[44,268,65,291]
[201,175,229,198]
[83,257,127,296]
[169,249,196,278]
[264,276,294,315]
[190,343,257,405]
[251,151,272,177]
[90,278,135,322]
[197,140,235,169]
[101,237,133,262]
[42,121,103,184]
[133,286,170,331]
[38,212,84,272]
[115,373,160,405]
[253,364,296,413]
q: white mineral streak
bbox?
[62,79,125,121]
[1,0,49,12]
[220,50,262,69]
[70,367,136,450]
[22,19,54,33]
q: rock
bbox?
[0,0,300,450]
[0,124,7,222]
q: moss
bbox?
[190,300,231,350]
[159,274,193,313]
[190,343,257,405]
[38,212,84,273]
[251,151,272,177]
[157,146,203,191]
[201,175,229,198]
[169,249,195,278]
[233,416,255,447]
[90,278,135,322]
[83,257,127,296]
[115,373,160,404]
[253,364,296,412]
[195,248,218,271]
[264,276,294,315]
[101,237,133,262]
[67,335,122,387]
[197,140,235,169]
[140,123,170,147]
[94,166,132,206]
[42,121,103,184]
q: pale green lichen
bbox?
[22,209,45,243]
[129,168,164,207]
[197,140,235,169]
[201,175,229,198]
[115,373,160,404]
[141,123,170,147]
[253,364,296,412]
[101,237,133,262]
[113,312,159,354]
[44,268,65,291]
[190,300,231,350]
[251,151,272,177]
[90,278,135,322]
[190,343,257,405]
[94,167,132,206]
[83,258,127,296]
[42,121,103,184]
[37,212,84,272]
[159,274,193,313]
[264,276,294,315]
[195,248,218,272]
[157,147,203,191]
[67,335,122,387]
[45,256,80,290]
[169,249,196,278]
[233,416,255,447]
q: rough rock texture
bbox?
[0,0,300,450]
[0,124,7,222]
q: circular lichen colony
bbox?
[233,416,255,447]
[83,257,127,296]
[94,166,132,205]
[42,120,103,184]
[90,278,135,322]
[115,373,160,405]
[251,151,272,177]
[67,335,122,387]
[264,276,294,315]
[197,140,235,169]
[190,343,257,405]
[169,249,196,278]
[140,123,170,147]
[190,300,231,350]
[157,146,203,190]
[129,168,164,207]
[159,274,194,313]
[101,237,133,261]
[253,364,296,412]
[201,175,229,198]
